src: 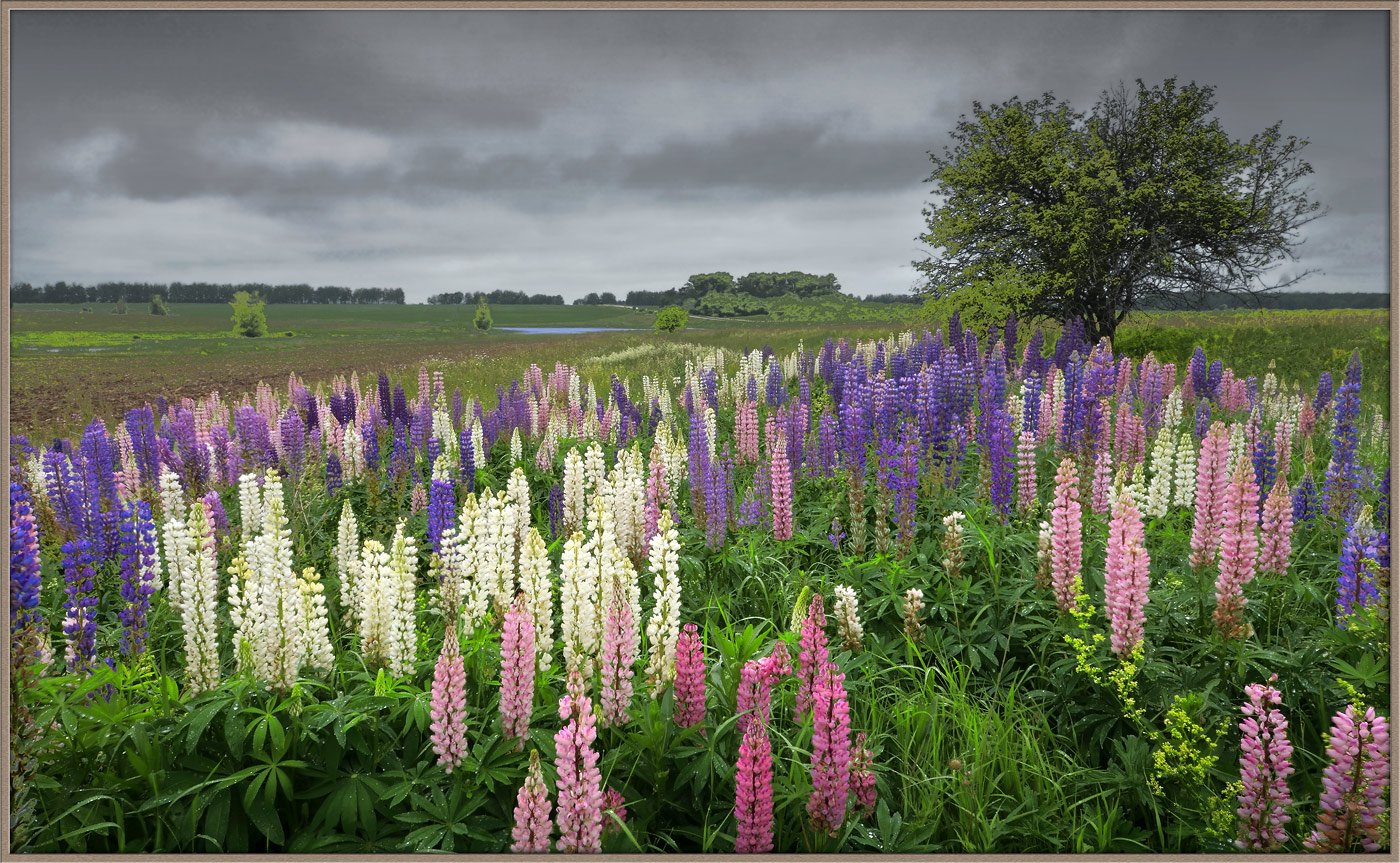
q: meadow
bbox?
[6,306,1393,853]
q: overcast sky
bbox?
[9,10,1390,301]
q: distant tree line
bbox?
[427,290,564,305]
[862,293,924,305]
[1136,291,1388,311]
[624,271,843,307]
[10,281,405,305]
[573,292,618,306]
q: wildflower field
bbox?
[7,316,1393,853]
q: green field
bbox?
[8,303,1388,438]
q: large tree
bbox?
[914,79,1325,343]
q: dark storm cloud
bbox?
[9,9,1389,299]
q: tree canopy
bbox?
[914,78,1325,342]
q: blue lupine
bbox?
[60,538,99,674]
[1336,515,1382,620]
[1323,351,1363,518]
[117,500,159,657]
[326,453,343,496]
[10,481,42,636]
[427,477,455,554]
[1292,473,1319,524]
[280,407,306,480]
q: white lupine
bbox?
[469,418,486,469]
[475,490,516,616]
[703,406,718,462]
[559,530,600,678]
[832,584,863,652]
[507,466,532,549]
[298,567,335,672]
[583,442,606,495]
[341,423,364,480]
[356,539,394,667]
[1143,427,1175,518]
[236,472,265,544]
[358,522,421,677]
[1226,421,1247,473]
[642,512,681,691]
[159,466,188,523]
[334,501,362,627]
[24,454,48,502]
[1173,432,1197,509]
[431,453,453,483]
[510,428,524,465]
[238,476,305,692]
[434,524,489,632]
[174,502,222,694]
[160,469,191,608]
[1161,388,1184,434]
[519,527,556,674]
[563,448,587,534]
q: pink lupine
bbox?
[672,623,707,729]
[1190,422,1231,570]
[806,664,852,837]
[602,787,628,837]
[429,633,468,772]
[1049,457,1083,613]
[1213,460,1259,640]
[1090,449,1113,515]
[736,642,791,735]
[511,749,553,853]
[1016,430,1037,513]
[770,431,794,541]
[410,482,428,514]
[1037,385,1057,445]
[850,731,877,819]
[796,595,831,718]
[1103,490,1149,658]
[737,398,760,465]
[644,450,667,551]
[500,595,537,747]
[734,720,775,853]
[554,670,604,853]
[1235,680,1294,851]
[1305,704,1391,852]
[1258,478,1293,576]
[599,588,638,728]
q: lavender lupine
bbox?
[512,749,553,853]
[430,632,468,772]
[598,578,638,728]
[1016,430,1037,514]
[806,663,852,837]
[769,429,794,542]
[117,500,160,657]
[325,453,343,496]
[1304,704,1390,852]
[500,596,537,746]
[554,670,604,854]
[1258,479,1293,576]
[1236,680,1295,851]
[672,623,707,729]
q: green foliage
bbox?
[919,263,1040,334]
[149,294,168,316]
[113,298,127,315]
[653,306,689,332]
[916,79,1324,341]
[473,296,493,332]
[229,291,268,338]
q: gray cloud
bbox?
[10,9,1389,299]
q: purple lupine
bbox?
[60,538,99,674]
[1252,433,1277,520]
[427,477,455,554]
[765,361,786,408]
[1322,352,1363,519]
[10,481,43,639]
[280,407,306,481]
[326,453,343,496]
[124,406,161,489]
[389,423,411,484]
[361,416,380,473]
[1313,371,1334,417]
[117,500,159,656]
[1337,514,1383,620]
[1292,473,1319,524]
[1189,347,1208,399]
[1235,679,1294,851]
[548,483,564,539]
[458,427,475,492]
[200,490,229,540]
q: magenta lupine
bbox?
[770,431,794,541]
[1049,457,1084,613]
[806,664,852,837]
[1235,680,1295,851]
[736,642,791,735]
[850,731,877,819]
[602,787,628,837]
[734,720,775,853]
[1305,704,1390,852]
[554,670,604,854]
[429,633,468,772]
[1214,460,1260,640]
[672,623,707,729]
[598,587,638,728]
[1103,490,1149,658]
[1016,430,1037,513]
[511,749,553,853]
[500,595,537,747]
[795,595,830,718]
[1190,422,1231,570]
[1258,478,1293,576]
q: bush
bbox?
[229,291,269,337]
[113,298,127,315]
[654,306,689,332]
[474,296,493,332]
[149,294,168,316]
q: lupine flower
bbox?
[519,527,556,675]
[511,749,553,853]
[1034,520,1053,590]
[427,476,455,554]
[850,731,877,819]
[1214,460,1259,640]
[117,500,160,657]
[643,512,682,693]
[941,511,966,580]
[1322,352,1363,518]
[1103,490,1149,658]
[598,575,638,728]
[806,663,852,837]
[325,452,343,496]
[1190,423,1231,570]
[734,720,775,853]
[1258,479,1293,576]
[500,595,537,746]
[736,642,791,735]
[1304,704,1390,852]
[827,517,846,551]
[1016,430,1037,514]
[672,622,707,729]
[554,670,604,854]
[430,632,468,772]
[1236,679,1294,851]
[1049,457,1084,613]
[60,538,99,674]
[10,481,43,643]
[1337,511,1384,620]
[795,595,830,718]
[832,585,863,652]
[770,428,794,542]
[601,787,628,838]
[902,588,925,640]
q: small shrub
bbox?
[654,306,689,332]
[229,290,269,338]
[474,296,493,332]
